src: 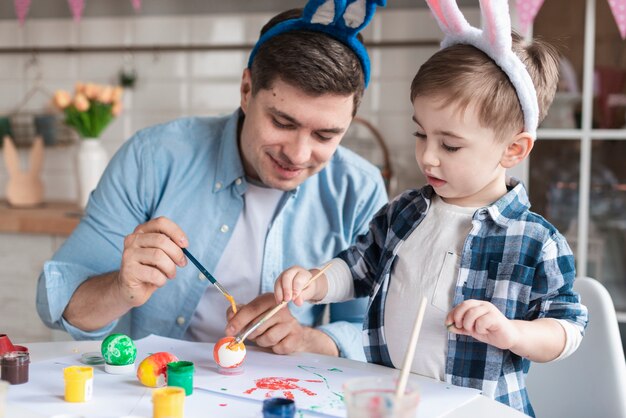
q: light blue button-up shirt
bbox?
[36,110,388,360]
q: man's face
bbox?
[412,95,511,207]
[239,70,354,191]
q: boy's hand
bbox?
[445,300,520,350]
[274,266,328,306]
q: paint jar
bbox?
[343,376,420,418]
[0,351,29,385]
[152,386,185,418]
[63,366,94,402]
[262,397,296,418]
[166,361,194,396]
[0,380,8,418]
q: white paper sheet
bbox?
[6,335,480,417]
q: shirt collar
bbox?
[486,177,531,227]
[213,109,247,193]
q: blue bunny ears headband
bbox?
[247,0,387,87]
[425,0,540,139]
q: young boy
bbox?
[274,2,588,416]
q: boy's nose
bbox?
[420,143,439,167]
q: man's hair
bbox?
[250,9,365,116]
[410,32,560,139]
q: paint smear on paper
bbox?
[244,377,319,399]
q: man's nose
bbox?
[283,134,312,166]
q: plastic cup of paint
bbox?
[166,361,194,396]
[152,386,185,418]
[63,366,94,403]
[0,351,29,385]
[343,376,420,418]
[262,397,296,418]
[0,380,8,418]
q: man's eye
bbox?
[272,118,292,129]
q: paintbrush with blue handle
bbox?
[182,247,237,313]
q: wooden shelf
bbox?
[0,200,82,236]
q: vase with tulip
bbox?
[53,83,123,208]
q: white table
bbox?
[4,339,527,418]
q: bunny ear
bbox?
[426,0,472,37]
[307,0,342,25]
[343,0,385,30]
[29,136,44,176]
[2,136,21,176]
[479,0,512,54]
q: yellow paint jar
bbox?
[63,366,94,402]
[152,386,185,418]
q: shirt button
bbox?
[215,182,222,190]
[176,316,185,326]
[198,272,205,280]
[235,178,242,185]
[220,224,229,233]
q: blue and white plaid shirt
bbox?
[337,178,588,416]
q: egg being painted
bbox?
[213,337,246,368]
[136,352,178,387]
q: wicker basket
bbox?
[7,112,78,148]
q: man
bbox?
[36,1,387,360]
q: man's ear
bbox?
[501,132,534,169]
[240,68,252,113]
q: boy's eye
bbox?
[412,131,426,139]
[443,143,461,152]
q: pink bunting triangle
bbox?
[14,0,31,26]
[131,0,141,12]
[67,0,84,23]
[515,0,545,37]
[608,0,626,40]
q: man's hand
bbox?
[63,216,189,331]
[445,300,520,350]
[117,216,189,307]
[225,293,339,356]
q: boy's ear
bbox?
[501,132,534,169]
[240,68,253,113]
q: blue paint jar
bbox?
[262,397,296,418]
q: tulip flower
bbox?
[52,82,123,139]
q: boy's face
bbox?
[239,69,354,191]
[412,96,511,207]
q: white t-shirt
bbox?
[185,182,284,342]
[384,196,475,380]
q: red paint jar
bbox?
[0,351,30,385]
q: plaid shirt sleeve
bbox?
[528,227,588,333]
[336,190,429,299]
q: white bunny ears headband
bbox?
[425,0,539,139]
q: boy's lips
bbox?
[426,175,446,188]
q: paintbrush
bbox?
[229,262,333,347]
[182,247,238,313]
[394,296,427,402]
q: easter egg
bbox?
[213,336,246,368]
[136,352,179,387]
[101,333,137,374]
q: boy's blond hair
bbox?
[410,33,560,140]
